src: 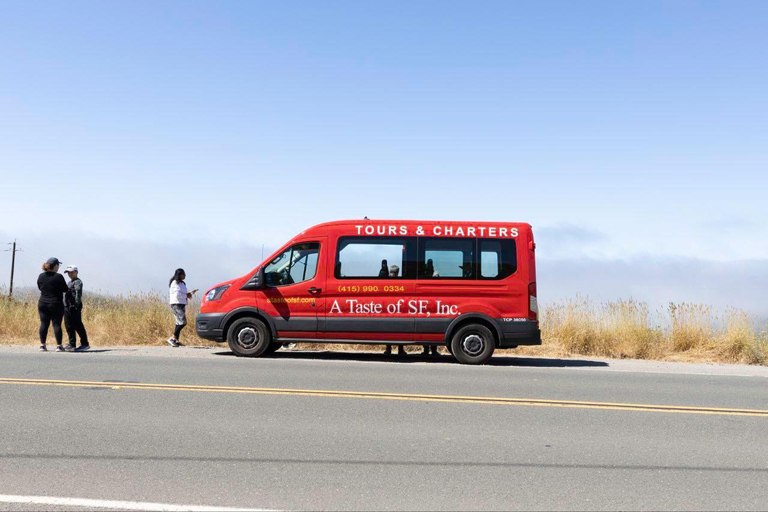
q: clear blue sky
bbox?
[1,1,766,313]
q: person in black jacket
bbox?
[63,265,89,351]
[37,257,69,352]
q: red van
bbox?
[196,220,540,364]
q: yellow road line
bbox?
[1,377,767,417]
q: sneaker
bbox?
[167,338,180,347]
[55,345,65,352]
[63,345,76,352]
[39,345,47,352]
[175,341,184,347]
[75,345,90,352]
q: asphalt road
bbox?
[1,346,767,511]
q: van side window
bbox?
[419,238,475,279]
[335,237,416,279]
[265,242,320,287]
[479,239,517,280]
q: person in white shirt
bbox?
[168,268,194,347]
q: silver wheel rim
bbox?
[462,333,485,357]
[237,326,259,349]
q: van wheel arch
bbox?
[222,308,277,342]
[450,323,495,364]
[227,317,271,357]
[444,314,501,348]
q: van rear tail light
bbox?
[528,282,538,320]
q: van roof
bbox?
[304,219,533,231]
[290,219,533,241]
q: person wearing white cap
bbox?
[63,265,90,351]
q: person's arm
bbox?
[57,275,68,294]
[38,274,43,291]
[74,279,84,306]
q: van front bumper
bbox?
[195,313,227,342]
[498,320,541,348]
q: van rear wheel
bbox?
[450,324,495,365]
[227,318,271,357]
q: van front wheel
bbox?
[227,318,271,357]
[450,324,495,365]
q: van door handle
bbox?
[307,287,322,294]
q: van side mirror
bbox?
[241,267,265,290]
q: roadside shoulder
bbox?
[0,344,767,378]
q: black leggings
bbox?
[173,324,186,339]
[39,303,64,345]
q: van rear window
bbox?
[479,239,516,279]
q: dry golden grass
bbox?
[1,289,766,365]
[538,298,767,365]
[540,298,664,360]
[0,290,217,347]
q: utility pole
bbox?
[5,240,19,299]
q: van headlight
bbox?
[204,285,230,302]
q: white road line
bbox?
[0,494,273,511]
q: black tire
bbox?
[264,342,282,354]
[450,323,495,365]
[227,317,271,357]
